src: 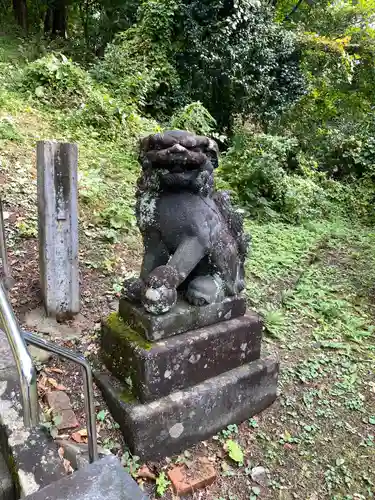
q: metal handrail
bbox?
[0,282,39,428]
[23,332,99,463]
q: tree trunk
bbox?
[12,0,28,31]
[44,7,53,34]
[51,0,67,38]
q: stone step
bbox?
[0,453,14,500]
[24,456,148,500]
[101,312,262,403]
[95,353,279,460]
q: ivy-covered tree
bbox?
[176,0,306,132]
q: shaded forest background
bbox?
[2,0,375,225]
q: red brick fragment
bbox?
[168,459,216,496]
[46,390,71,411]
[46,391,79,430]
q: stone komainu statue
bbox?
[123,130,250,315]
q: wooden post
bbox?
[37,141,79,321]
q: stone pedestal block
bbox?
[119,296,246,341]
[94,354,279,460]
[101,312,262,403]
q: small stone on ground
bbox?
[24,307,88,339]
[28,345,52,363]
[251,466,269,487]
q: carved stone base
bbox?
[94,354,279,460]
[118,296,246,341]
[101,312,262,403]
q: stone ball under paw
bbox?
[143,285,177,315]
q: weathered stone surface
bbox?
[25,456,148,500]
[119,296,246,341]
[251,466,269,487]
[168,459,217,495]
[0,331,67,498]
[122,131,249,316]
[24,307,87,340]
[95,354,279,460]
[101,312,262,403]
[55,440,111,470]
[0,452,14,500]
[28,345,52,364]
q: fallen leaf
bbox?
[71,432,83,443]
[47,368,64,374]
[224,440,244,464]
[47,378,59,388]
[58,447,64,460]
[63,458,74,474]
[78,428,88,437]
[284,443,294,450]
[56,384,68,391]
[137,464,156,481]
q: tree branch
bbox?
[283,0,304,22]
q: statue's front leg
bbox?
[142,237,206,315]
[123,231,169,303]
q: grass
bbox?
[1,29,375,499]
[207,221,375,499]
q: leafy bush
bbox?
[220,127,354,223]
[93,0,306,131]
[316,129,375,180]
[93,0,180,116]
[169,102,216,136]
[0,118,22,141]
[21,53,92,107]
[175,0,306,131]
[220,128,296,210]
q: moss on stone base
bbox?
[119,387,137,404]
[105,312,152,350]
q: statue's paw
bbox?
[143,285,177,315]
[122,277,144,303]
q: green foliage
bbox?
[176,0,306,131]
[225,440,244,465]
[155,471,170,496]
[94,0,180,116]
[92,0,305,130]
[21,53,92,107]
[0,118,22,141]
[275,0,375,185]
[220,126,374,223]
[121,450,141,478]
[169,102,216,136]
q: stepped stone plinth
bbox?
[95,130,279,459]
